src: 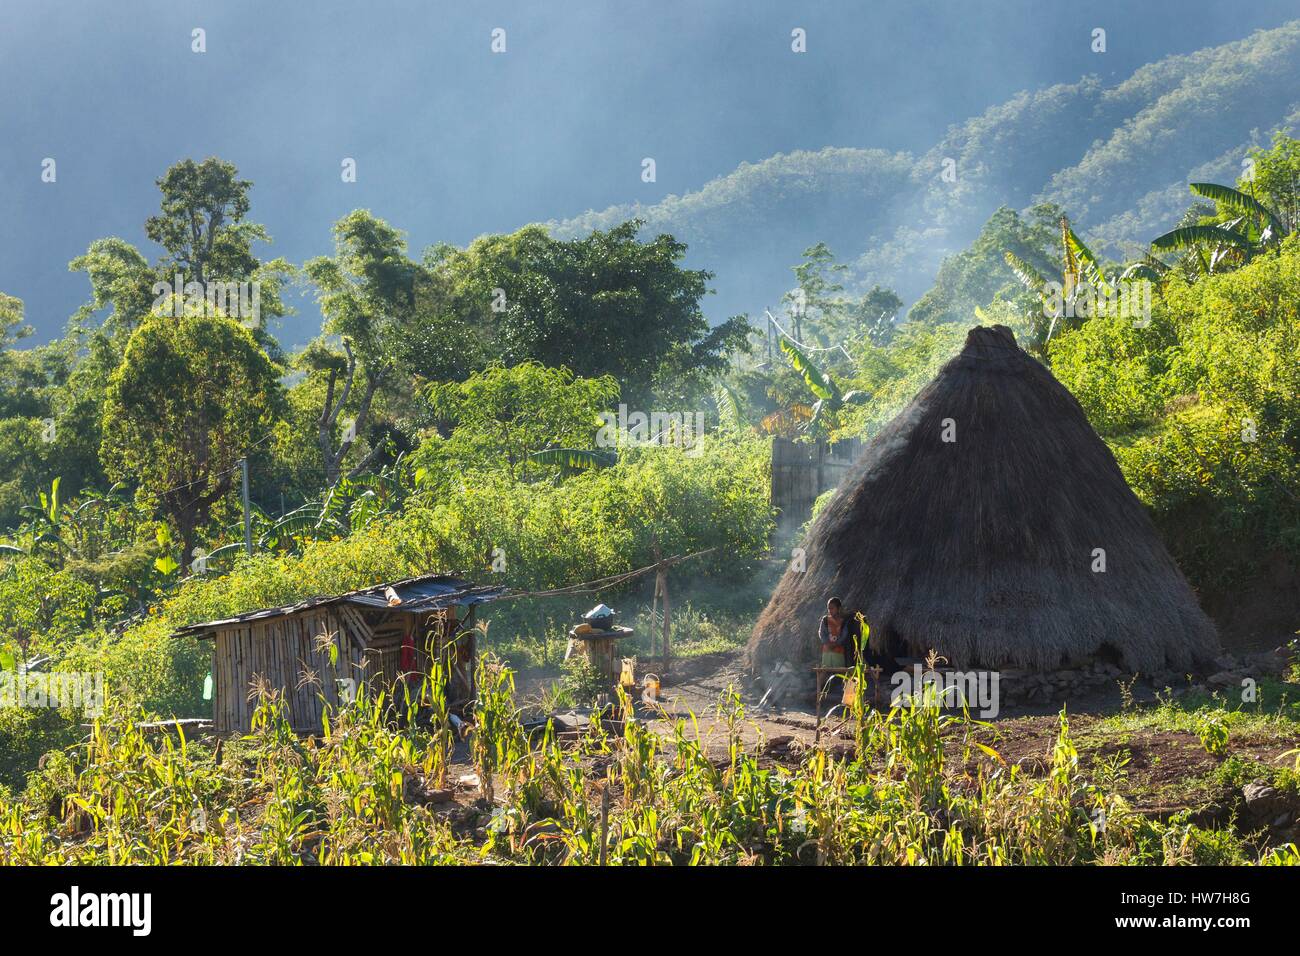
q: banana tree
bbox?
[1,478,67,563]
[60,482,140,561]
[1004,215,1128,346]
[1151,182,1291,275]
[1,479,146,567]
[777,336,869,436]
[998,213,1164,351]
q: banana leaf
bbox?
[1151,224,1253,253]
[714,384,748,431]
[205,542,249,564]
[778,336,838,402]
[1189,182,1285,238]
[1003,251,1046,293]
[1065,228,1113,297]
[530,448,618,469]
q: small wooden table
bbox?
[812,666,888,709]
[566,625,635,681]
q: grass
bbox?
[1092,677,1300,740]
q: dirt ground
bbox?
[514,650,1158,752]
[482,649,1300,827]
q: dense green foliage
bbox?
[425,221,750,408]
[101,311,283,563]
[1051,238,1300,586]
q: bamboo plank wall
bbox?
[210,606,478,732]
[211,608,366,733]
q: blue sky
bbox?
[2,0,1296,345]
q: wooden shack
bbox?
[173,573,507,733]
[770,436,863,534]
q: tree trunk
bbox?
[318,340,384,486]
[176,507,198,575]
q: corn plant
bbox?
[470,652,524,805]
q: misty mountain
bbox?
[547,21,1300,324]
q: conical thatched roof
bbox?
[749,325,1219,675]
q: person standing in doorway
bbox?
[818,597,858,668]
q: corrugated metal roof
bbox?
[171,573,507,638]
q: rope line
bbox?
[491,547,718,602]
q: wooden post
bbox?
[240,458,253,556]
[649,579,659,659]
[659,564,671,673]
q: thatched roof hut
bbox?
[749,325,1219,675]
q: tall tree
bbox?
[303,210,419,486]
[101,312,282,564]
[57,158,289,513]
[783,242,844,344]
[71,159,290,347]
[145,157,258,286]
[428,221,747,408]
[67,238,156,344]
